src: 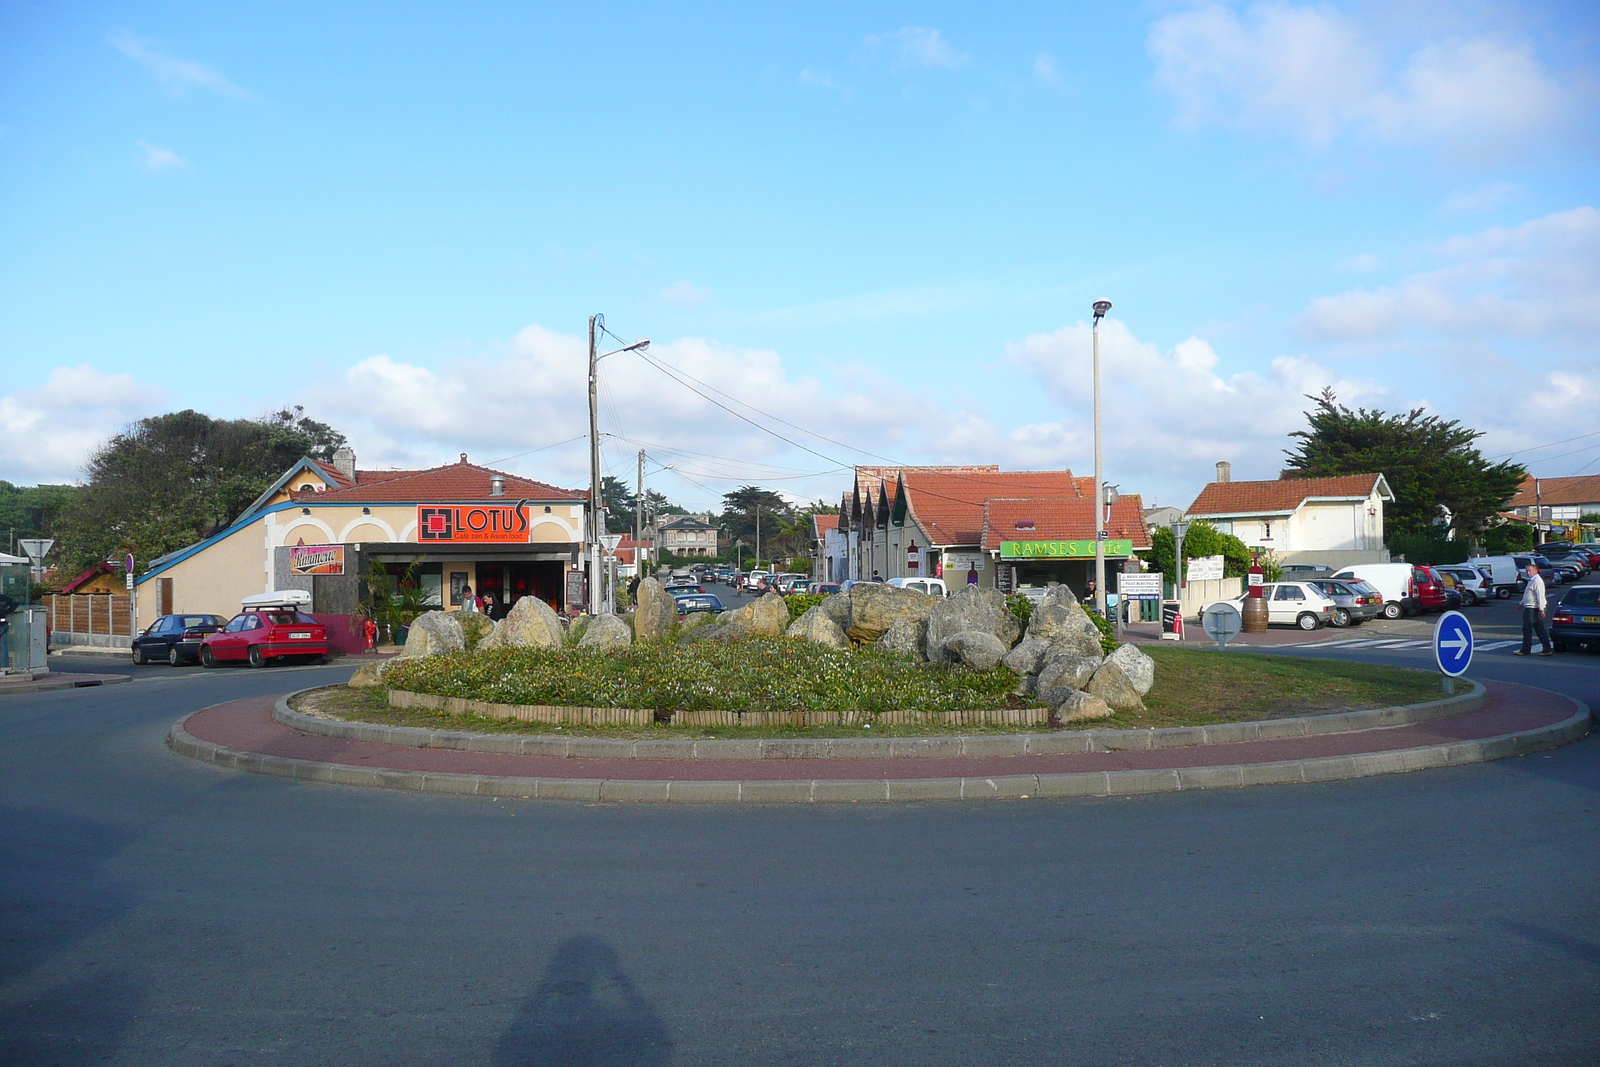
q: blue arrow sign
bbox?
[1433,610,1473,677]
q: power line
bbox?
[482,434,586,468]
[1487,429,1600,460]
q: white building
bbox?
[1185,463,1393,567]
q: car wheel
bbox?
[201,647,217,668]
[1497,587,1511,599]
[248,647,265,668]
[1382,602,1403,620]
[1297,613,1320,631]
[168,645,182,666]
[131,645,146,665]
[1331,608,1351,628]
[1461,591,1477,607]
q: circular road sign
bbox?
[1201,601,1243,648]
[1433,609,1473,677]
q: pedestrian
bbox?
[1086,578,1097,602]
[460,584,477,613]
[871,570,883,583]
[627,573,641,605]
[966,562,979,586]
[1515,562,1554,656]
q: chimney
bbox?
[1279,469,1301,481]
[331,445,356,483]
[489,474,505,497]
[1215,461,1232,484]
[459,452,468,464]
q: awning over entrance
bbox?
[357,541,578,564]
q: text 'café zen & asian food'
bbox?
[132,450,587,651]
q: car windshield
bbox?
[180,615,218,627]
[1561,588,1600,606]
[259,611,317,625]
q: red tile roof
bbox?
[813,514,840,537]
[1187,473,1388,517]
[980,496,1151,551]
[294,459,585,504]
[1511,474,1600,508]
[888,468,1091,546]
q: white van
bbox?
[1329,563,1418,619]
[1465,556,1519,598]
[887,576,949,597]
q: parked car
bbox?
[1330,563,1435,619]
[663,582,705,596]
[1434,565,1494,606]
[1280,564,1333,580]
[813,583,842,596]
[1306,579,1381,627]
[131,613,227,665]
[1465,556,1519,598]
[674,593,724,616]
[1538,546,1591,578]
[887,576,949,597]
[1551,586,1600,652]
[1200,582,1337,630]
[1515,555,1567,587]
[200,592,329,667]
[788,579,813,594]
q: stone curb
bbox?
[0,673,131,696]
[271,680,1487,761]
[167,689,1589,804]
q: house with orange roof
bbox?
[1184,462,1393,567]
[837,466,1151,597]
[131,449,589,644]
[1507,474,1600,536]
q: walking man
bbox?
[1515,562,1553,656]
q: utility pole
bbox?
[755,505,761,571]
[1091,299,1112,617]
[635,449,645,577]
[587,315,603,614]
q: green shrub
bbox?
[382,636,1031,715]
[1087,610,1117,654]
[783,593,825,623]
[1005,594,1032,633]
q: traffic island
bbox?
[166,679,1592,803]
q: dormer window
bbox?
[1014,520,1036,531]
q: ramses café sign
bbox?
[417,505,531,543]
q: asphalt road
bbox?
[4,638,1598,1064]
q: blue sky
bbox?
[2,1,1596,511]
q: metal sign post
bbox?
[1201,601,1243,649]
[1433,610,1473,694]
[18,538,53,586]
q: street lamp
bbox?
[588,315,649,614]
[1091,299,1112,617]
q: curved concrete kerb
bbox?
[273,680,1489,760]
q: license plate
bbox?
[1585,616,1600,624]
[289,631,311,639]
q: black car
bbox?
[132,613,227,665]
[674,593,724,616]
[1551,586,1600,652]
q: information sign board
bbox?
[1118,573,1163,600]
[1186,555,1225,581]
[1433,610,1473,677]
[289,544,345,575]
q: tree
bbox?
[57,408,349,573]
[1283,388,1525,541]
[0,482,77,556]
[1140,520,1251,580]
[600,476,635,533]
[719,485,791,545]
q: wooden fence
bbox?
[43,594,134,637]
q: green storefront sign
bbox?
[1000,539,1134,559]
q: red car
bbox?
[201,608,329,667]
[1411,566,1449,613]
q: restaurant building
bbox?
[133,450,588,649]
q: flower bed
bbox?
[380,636,1032,718]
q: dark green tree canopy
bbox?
[719,485,791,545]
[58,407,349,572]
[1283,388,1524,538]
[1139,520,1252,580]
[1,482,77,558]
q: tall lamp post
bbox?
[587,315,649,614]
[1091,299,1112,617]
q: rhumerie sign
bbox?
[1000,539,1134,559]
[417,505,531,543]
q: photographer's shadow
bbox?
[496,936,673,1067]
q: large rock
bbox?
[347,658,399,688]
[456,611,494,650]
[943,630,1007,670]
[476,620,505,650]
[1054,689,1114,723]
[1036,654,1101,707]
[874,617,927,659]
[633,577,678,642]
[1042,624,1104,662]
[750,592,791,636]
[787,606,851,649]
[1024,585,1088,643]
[401,611,464,658]
[1001,637,1051,676]
[819,591,852,627]
[497,595,566,649]
[577,613,633,651]
[1086,662,1145,712]
[926,587,1021,659]
[845,583,939,644]
[1105,643,1156,695]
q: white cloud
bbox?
[658,280,714,308]
[864,27,969,71]
[1148,4,1575,152]
[1440,182,1522,216]
[1338,253,1382,273]
[0,366,168,483]
[137,142,187,171]
[1034,53,1061,86]
[1005,319,1386,493]
[1296,206,1600,343]
[108,30,254,99]
[798,69,836,90]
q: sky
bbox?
[2,1,1597,513]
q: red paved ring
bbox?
[168,680,1592,803]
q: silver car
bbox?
[1433,565,1493,607]
[1307,578,1383,627]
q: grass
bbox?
[300,641,1446,740]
